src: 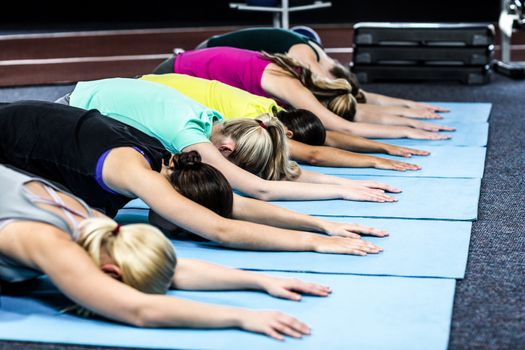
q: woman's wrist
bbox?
[246,272,273,292]
[315,218,334,235]
[230,308,251,329]
[381,144,392,154]
[300,232,320,251]
[362,155,380,168]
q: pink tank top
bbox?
[174,47,272,98]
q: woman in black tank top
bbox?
[0,101,386,256]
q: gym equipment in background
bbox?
[351,23,495,84]
[229,0,331,29]
[494,0,525,78]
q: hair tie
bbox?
[257,120,267,130]
[112,224,121,236]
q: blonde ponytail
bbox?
[67,218,176,317]
[262,52,358,121]
[329,60,367,103]
[220,115,300,181]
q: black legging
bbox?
[152,55,176,74]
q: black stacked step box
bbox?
[351,23,495,84]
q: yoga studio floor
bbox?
[0,73,523,350]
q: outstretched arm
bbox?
[185,142,395,202]
[261,68,450,139]
[362,91,450,113]
[296,169,401,199]
[18,227,309,339]
[355,104,455,132]
[105,148,382,254]
[289,139,421,171]
[348,122,451,139]
[172,258,331,300]
[325,130,433,157]
[233,194,388,238]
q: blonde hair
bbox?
[68,217,176,317]
[329,60,367,103]
[220,114,300,181]
[262,52,358,121]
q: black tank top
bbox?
[0,101,169,217]
[206,28,321,62]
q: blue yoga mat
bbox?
[374,122,489,147]
[0,273,455,350]
[422,101,491,123]
[300,146,486,178]
[115,208,149,224]
[271,176,482,220]
[113,212,472,278]
[171,217,471,279]
[121,176,481,220]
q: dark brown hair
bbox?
[274,108,326,146]
[151,151,233,239]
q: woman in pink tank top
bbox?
[155,47,454,140]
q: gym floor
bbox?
[0,74,524,350]
[0,24,525,350]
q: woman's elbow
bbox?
[304,150,324,166]
[243,184,273,201]
[125,304,160,328]
[132,300,185,328]
[206,218,238,245]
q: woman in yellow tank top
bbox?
[140,73,428,171]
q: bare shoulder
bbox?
[0,221,72,271]
[103,147,154,197]
[105,147,151,170]
[288,43,318,62]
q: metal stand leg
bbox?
[501,0,512,62]
[281,0,289,29]
[272,12,281,27]
[501,32,511,62]
[494,0,525,78]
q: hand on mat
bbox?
[323,221,389,238]
[350,180,402,193]
[404,128,451,140]
[382,105,444,120]
[373,157,421,171]
[240,310,311,341]
[408,120,455,132]
[342,187,397,202]
[261,276,332,301]
[384,145,430,158]
[400,100,450,113]
[314,236,383,255]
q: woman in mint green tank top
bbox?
[68,77,406,207]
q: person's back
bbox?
[0,100,166,217]
[202,28,319,59]
[0,164,97,282]
[140,73,283,119]
[173,47,272,97]
[70,78,224,154]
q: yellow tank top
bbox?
[140,73,284,120]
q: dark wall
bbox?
[0,1,500,30]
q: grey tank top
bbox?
[0,164,94,282]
